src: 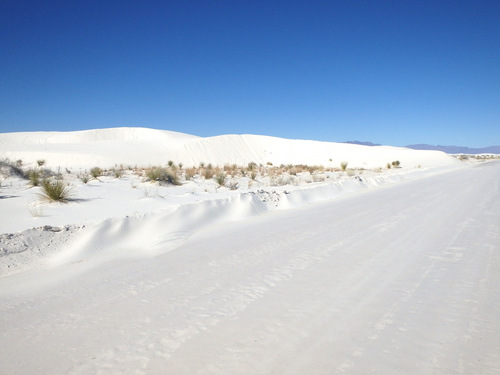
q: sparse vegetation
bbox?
[215,173,227,187]
[27,168,42,186]
[340,161,348,171]
[112,168,123,178]
[90,167,103,179]
[28,203,44,217]
[204,167,214,179]
[184,167,197,180]
[146,166,180,185]
[79,172,90,184]
[39,178,72,203]
[0,158,27,179]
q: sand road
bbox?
[1,162,499,374]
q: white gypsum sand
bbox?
[0,128,499,374]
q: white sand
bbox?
[1,128,498,374]
[0,127,460,169]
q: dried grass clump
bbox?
[184,167,197,180]
[204,167,214,179]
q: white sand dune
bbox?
[0,127,498,374]
[0,127,460,169]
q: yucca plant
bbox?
[27,168,42,186]
[79,173,90,183]
[39,178,72,203]
[214,173,227,187]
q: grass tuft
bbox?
[39,178,72,203]
[214,173,227,187]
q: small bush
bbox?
[90,167,102,179]
[39,178,72,203]
[79,173,90,184]
[27,168,42,186]
[391,160,401,168]
[184,167,197,180]
[0,158,27,179]
[204,168,214,179]
[37,159,46,167]
[214,173,227,187]
[340,161,348,171]
[112,168,123,178]
[146,167,180,185]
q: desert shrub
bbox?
[386,162,392,169]
[204,168,214,179]
[391,160,401,168]
[184,167,197,180]
[146,167,180,185]
[27,168,42,186]
[111,168,123,178]
[340,161,348,171]
[312,174,325,182]
[146,167,162,181]
[247,162,257,171]
[90,167,102,179]
[37,159,46,167]
[79,173,90,184]
[39,178,72,203]
[271,176,290,186]
[214,173,227,187]
[0,158,27,179]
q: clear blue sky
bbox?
[1,0,499,147]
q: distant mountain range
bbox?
[345,141,500,154]
[405,144,500,154]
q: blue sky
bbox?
[1,0,499,147]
